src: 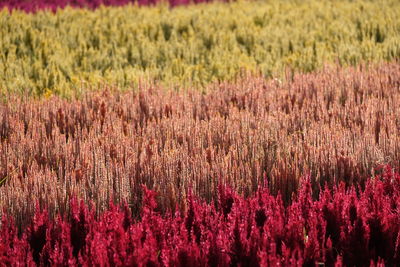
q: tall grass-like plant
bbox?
[0,63,399,228]
[0,0,400,96]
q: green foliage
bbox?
[1,0,400,96]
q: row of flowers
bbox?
[1,166,399,266]
[0,0,218,12]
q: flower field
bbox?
[1,0,400,96]
[1,0,400,266]
[2,168,400,266]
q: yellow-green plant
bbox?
[1,0,400,96]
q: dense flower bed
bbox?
[1,0,400,96]
[1,167,399,266]
[1,63,400,229]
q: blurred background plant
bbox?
[0,0,399,97]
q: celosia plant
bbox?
[0,0,215,12]
[1,63,400,229]
[1,0,400,96]
[1,166,399,266]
